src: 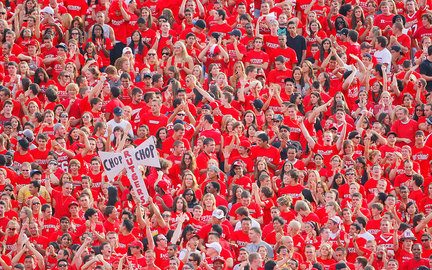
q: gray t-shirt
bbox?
[245,241,274,258]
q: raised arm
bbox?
[299,119,316,149]
[336,121,347,150]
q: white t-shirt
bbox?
[374,48,392,72]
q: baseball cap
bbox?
[209,102,219,110]
[387,131,398,137]
[427,116,432,125]
[30,170,42,177]
[212,209,225,219]
[213,257,225,264]
[208,166,221,173]
[228,29,242,37]
[206,242,222,254]
[339,28,349,36]
[22,129,34,141]
[113,107,124,116]
[202,104,211,110]
[232,160,245,168]
[158,181,170,193]
[143,73,152,78]
[18,138,30,150]
[71,143,85,152]
[122,47,133,54]
[129,240,144,249]
[240,140,251,149]
[329,216,342,224]
[26,40,39,48]
[329,123,338,130]
[56,43,68,51]
[69,201,79,208]
[194,19,206,29]
[41,6,54,15]
[211,32,221,40]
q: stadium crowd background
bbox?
[3,0,432,269]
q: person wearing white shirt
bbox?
[374,36,392,73]
[104,107,134,140]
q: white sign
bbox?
[99,138,160,203]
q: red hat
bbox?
[158,181,170,193]
[213,257,225,264]
[128,240,144,249]
[329,123,338,130]
[209,102,219,110]
[240,140,251,149]
[26,40,39,48]
[232,160,245,168]
[71,143,85,152]
[68,201,79,208]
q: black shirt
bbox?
[419,58,432,92]
[286,34,307,65]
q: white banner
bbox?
[99,138,160,203]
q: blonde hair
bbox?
[181,170,198,191]
[66,83,79,95]
[201,193,216,211]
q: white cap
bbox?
[212,209,224,219]
[122,47,133,54]
[206,242,222,254]
[41,6,54,15]
[329,216,342,225]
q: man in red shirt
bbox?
[400,244,429,270]
[29,134,50,170]
[412,130,432,176]
[245,36,269,72]
[196,137,217,174]
[45,180,76,218]
[162,123,191,158]
[208,9,233,38]
[105,87,125,120]
[391,106,418,147]
[139,98,168,136]
[300,119,347,167]
[250,133,282,173]
[268,56,294,88]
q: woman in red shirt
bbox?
[167,41,194,80]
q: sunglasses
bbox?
[346,173,355,175]
[422,239,430,242]
[32,202,41,205]
[148,53,156,56]
[162,52,170,55]
[58,264,68,267]
[185,193,193,196]
[72,32,79,35]
[82,115,91,118]
[60,114,68,117]
[177,113,186,116]
[0,12,6,15]
[4,189,12,192]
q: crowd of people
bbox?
[3,0,432,268]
